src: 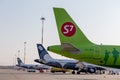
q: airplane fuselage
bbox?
[47,8,120,69]
[48,44,120,69]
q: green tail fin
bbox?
[53,8,93,47]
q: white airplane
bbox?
[34,44,103,74]
[16,57,49,72]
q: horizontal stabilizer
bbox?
[61,43,81,54]
[34,59,47,64]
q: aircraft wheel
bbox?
[63,71,66,73]
[102,71,105,74]
[77,71,80,74]
[72,71,75,74]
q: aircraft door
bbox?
[93,46,101,59]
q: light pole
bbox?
[24,42,27,64]
[18,50,20,58]
[40,17,45,45]
[14,54,17,66]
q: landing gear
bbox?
[72,70,75,74]
[77,71,80,74]
[72,70,81,74]
[87,67,96,73]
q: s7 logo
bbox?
[63,25,74,34]
[61,22,76,37]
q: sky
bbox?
[1,0,120,65]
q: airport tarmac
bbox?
[0,69,120,80]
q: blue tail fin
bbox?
[37,44,53,60]
[17,57,24,66]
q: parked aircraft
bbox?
[16,57,49,72]
[47,8,120,72]
[34,44,102,74]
